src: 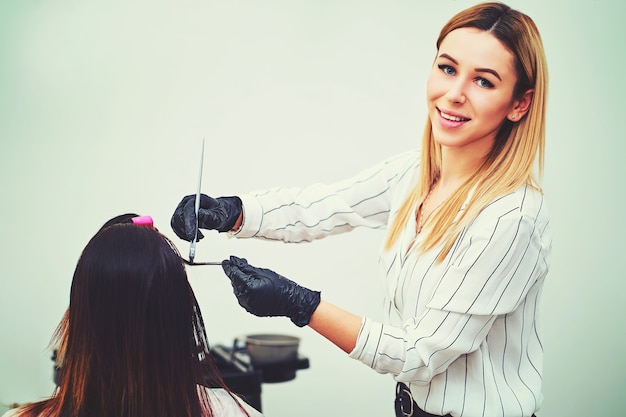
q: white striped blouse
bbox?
[235,149,552,417]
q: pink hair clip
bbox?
[131,215,154,228]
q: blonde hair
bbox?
[385,2,548,261]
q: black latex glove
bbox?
[170,194,242,241]
[222,256,321,327]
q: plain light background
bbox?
[1,0,624,416]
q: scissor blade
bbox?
[189,139,205,263]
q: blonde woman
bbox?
[172,2,550,416]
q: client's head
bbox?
[53,216,215,417]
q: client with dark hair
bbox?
[4,214,261,417]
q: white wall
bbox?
[1,1,624,416]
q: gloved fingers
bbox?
[171,194,197,241]
[173,194,225,241]
[221,259,232,275]
[197,206,227,229]
[222,256,250,284]
[221,258,239,278]
[222,257,255,307]
[181,195,207,241]
[196,195,233,231]
[226,256,272,276]
[241,262,296,287]
[198,193,220,209]
[224,255,249,269]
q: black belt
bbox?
[395,382,537,417]
[395,383,451,417]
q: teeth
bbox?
[441,111,468,122]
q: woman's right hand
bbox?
[170,194,242,241]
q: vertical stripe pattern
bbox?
[234,149,552,417]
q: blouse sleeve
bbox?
[234,150,420,242]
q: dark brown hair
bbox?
[17,218,245,417]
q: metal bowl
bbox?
[245,334,300,366]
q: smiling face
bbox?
[427,27,529,159]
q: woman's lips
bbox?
[437,108,470,128]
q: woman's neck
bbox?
[438,146,486,189]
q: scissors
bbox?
[183,139,222,267]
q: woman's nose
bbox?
[444,79,467,104]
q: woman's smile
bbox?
[437,108,471,128]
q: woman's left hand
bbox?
[222,256,321,327]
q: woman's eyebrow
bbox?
[475,67,502,81]
[438,53,502,81]
[439,53,458,64]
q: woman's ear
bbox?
[508,89,534,122]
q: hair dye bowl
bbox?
[245,334,300,366]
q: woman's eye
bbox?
[438,64,455,75]
[476,77,494,88]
